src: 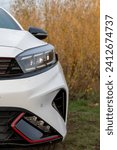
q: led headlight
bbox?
[16,44,57,73]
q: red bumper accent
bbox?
[11,113,61,144]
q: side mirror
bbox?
[28,27,48,40]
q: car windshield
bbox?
[0,8,21,30]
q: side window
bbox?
[0,9,21,30]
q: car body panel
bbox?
[0,46,22,57]
[0,28,47,51]
[0,7,68,146]
[0,63,68,138]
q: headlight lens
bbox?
[16,44,56,73]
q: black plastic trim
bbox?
[52,89,67,121]
[0,138,62,147]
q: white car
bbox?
[0,8,68,148]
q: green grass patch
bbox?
[57,99,100,150]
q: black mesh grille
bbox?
[0,57,23,78]
[0,111,25,143]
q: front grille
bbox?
[0,111,25,143]
[0,58,23,78]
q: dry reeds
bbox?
[11,0,100,100]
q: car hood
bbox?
[0,28,47,51]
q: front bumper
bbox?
[0,62,68,146]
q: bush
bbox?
[11,0,100,100]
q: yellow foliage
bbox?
[11,0,100,100]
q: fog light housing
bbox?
[11,113,61,144]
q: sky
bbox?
[0,0,11,11]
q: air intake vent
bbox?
[52,90,66,121]
[0,58,23,78]
[0,111,24,143]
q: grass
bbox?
[57,99,100,150]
